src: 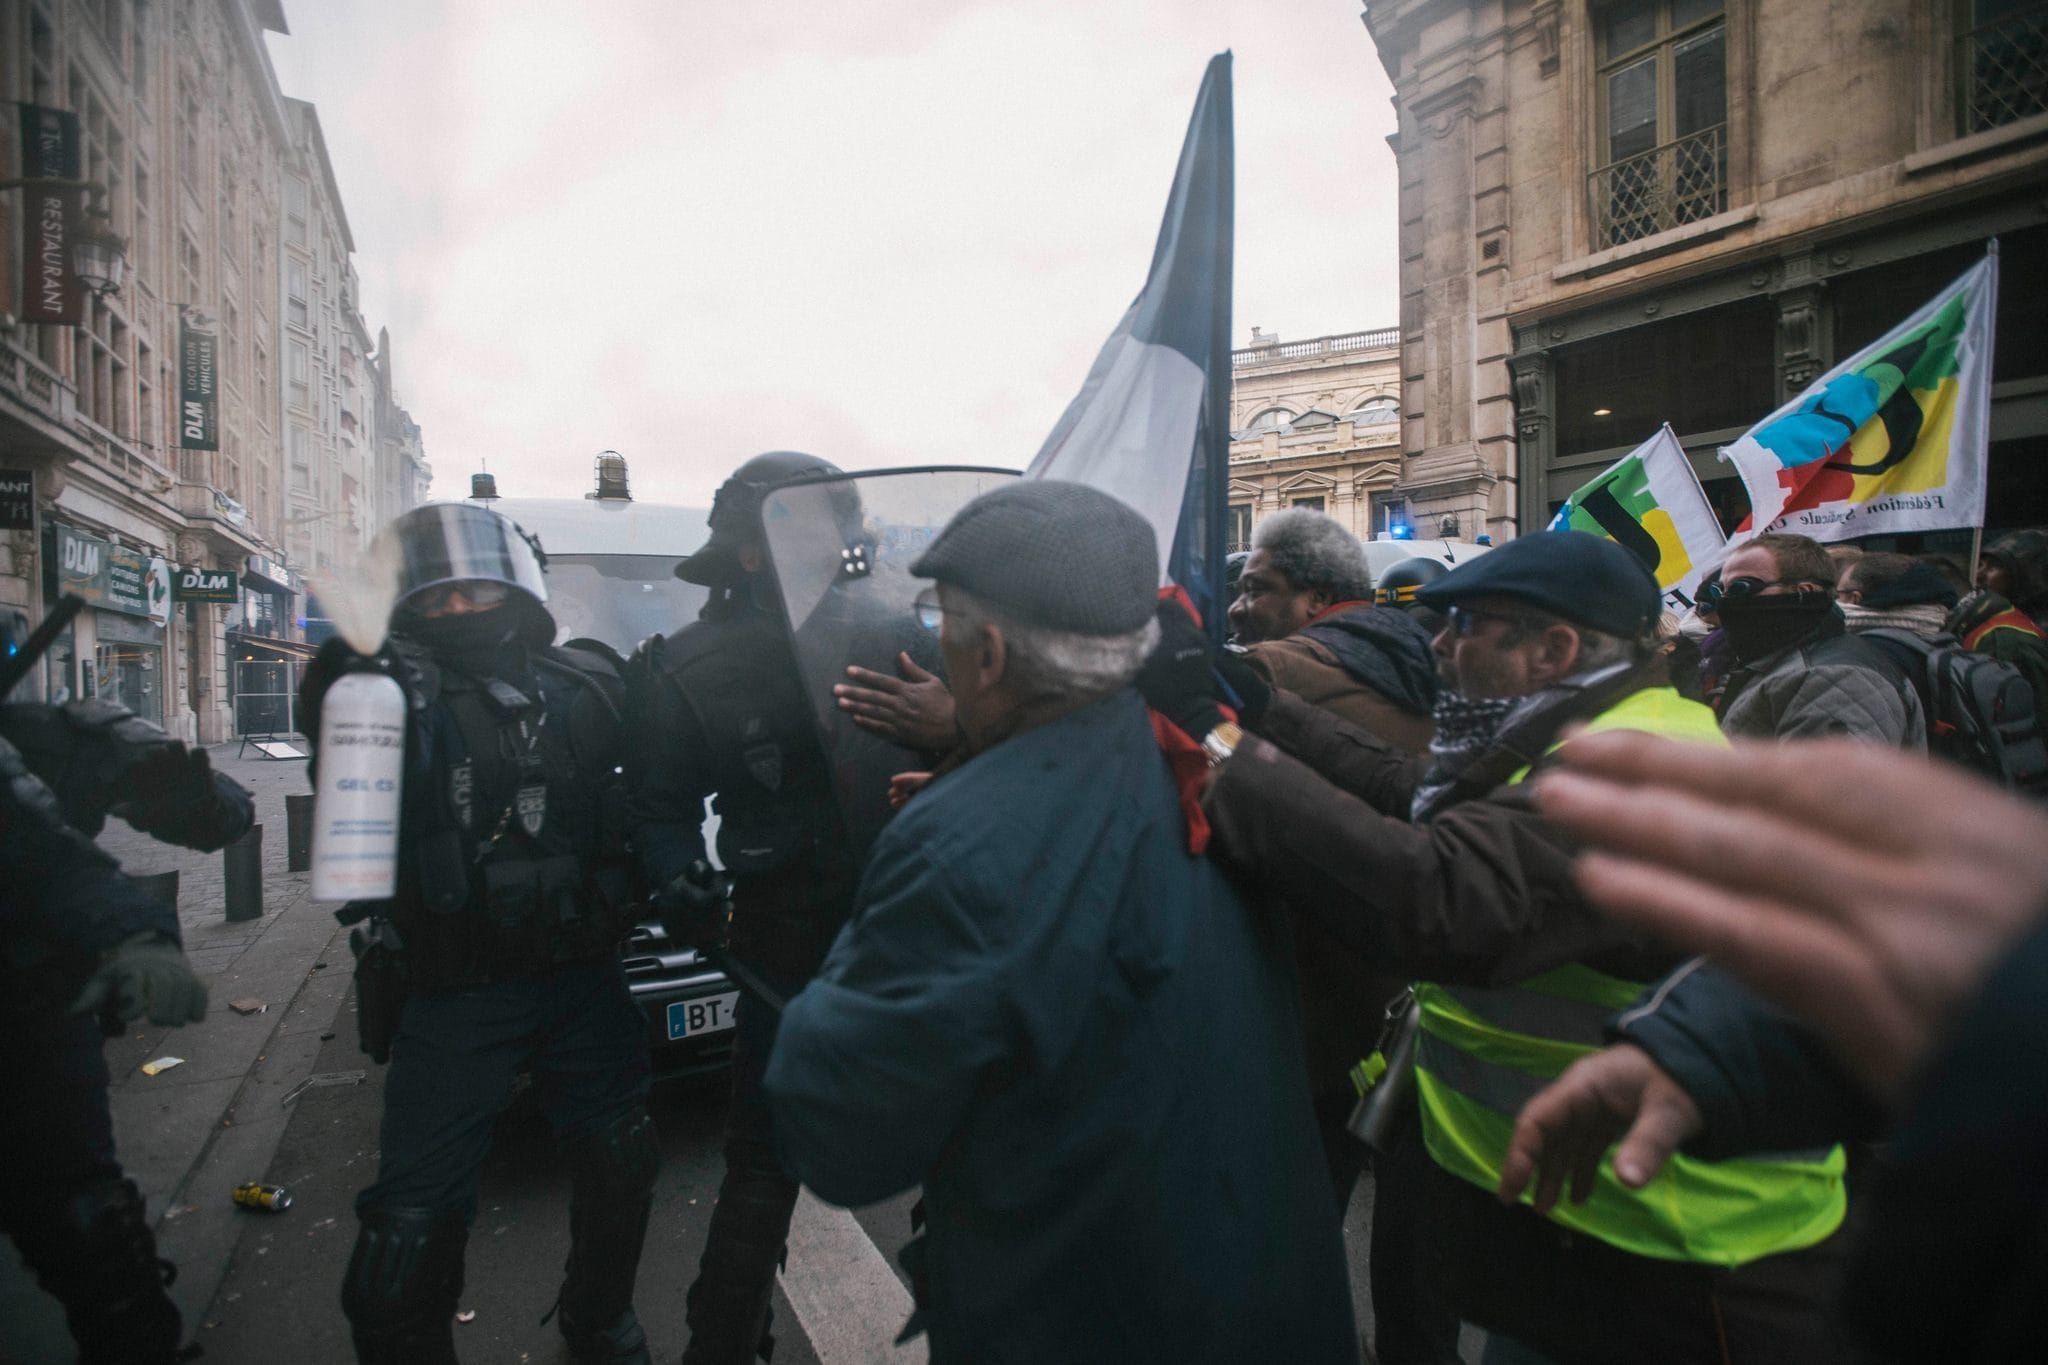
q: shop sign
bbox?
[0,469,32,531]
[179,316,220,450]
[18,105,82,326]
[50,525,164,622]
[174,566,240,603]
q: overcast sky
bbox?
[264,1,1399,507]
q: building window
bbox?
[1959,1,2048,134]
[1243,407,1293,435]
[286,259,309,330]
[1350,397,1399,426]
[1291,495,1326,514]
[285,177,308,246]
[288,341,310,410]
[1590,0,1726,248]
[1228,504,1252,553]
[1371,494,1411,539]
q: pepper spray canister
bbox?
[231,1183,293,1212]
[310,668,407,901]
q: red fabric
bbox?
[1963,607,2048,649]
[1303,598,1372,626]
[1149,709,1214,855]
[1149,584,1227,855]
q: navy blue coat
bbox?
[764,689,1356,1364]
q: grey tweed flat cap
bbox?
[910,480,1157,635]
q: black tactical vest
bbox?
[649,609,847,877]
[390,640,640,990]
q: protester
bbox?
[1948,585,2048,712]
[1520,732,2048,1362]
[1714,533,1924,746]
[1824,542,1864,578]
[1151,530,1852,1365]
[764,481,1357,1364]
[1835,551,1955,638]
[1976,527,2048,628]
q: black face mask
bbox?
[406,608,522,671]
[1718,591,1837,663]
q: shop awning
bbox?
[228,631,320,662]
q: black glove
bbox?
[1136,599,1228,738]
[1211,650,1272,728]
[656,860,732,953]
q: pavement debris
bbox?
[141,1056,185,1076]
[228,997,268,1015]
[279,1068,368,1107]
[456,1309,477,1324]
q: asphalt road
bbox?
[186,1031,1409,1364]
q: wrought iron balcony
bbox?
[1961,1,2048,134]
[1588,124,1728,249]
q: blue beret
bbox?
[1415,530,1663,638]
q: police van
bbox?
[467,454,737,1074]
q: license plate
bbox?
[667,992,740,1040]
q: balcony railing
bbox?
[1233,327,1399,368]
[3,338,174,490]
[1961,2,2048,134]
[1588,124,1727,249]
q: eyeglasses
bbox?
[1445,605,1534,638]
[913,588,943,632]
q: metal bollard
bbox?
[224,824,264,923]
[285,793,314,872]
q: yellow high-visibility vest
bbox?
[1412,685,1847,1267]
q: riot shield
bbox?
[759,466,1018,858]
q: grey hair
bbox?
[1253,509,1373,600]
[1501,609,1656,672]
[945,590,1162,700]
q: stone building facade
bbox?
[1228,325,1407,548]
[1,0,422,739]
[1363,0,2048,547]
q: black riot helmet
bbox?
[383,502,555,646]
[1373,556,1450,608]
[675,451,844,587]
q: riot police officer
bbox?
[628,451,870,1365]
[1,730,209,1364]
[1373,554,1452,637]
[301,503,655,1365]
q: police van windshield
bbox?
[544,554,707,655]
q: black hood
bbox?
[1296,604,1441,717]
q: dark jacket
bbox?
[1842,913,2048,1363]
[763,689,1357,1365]
[2,734,179,1017]
[1612,959,1884,1160]
[1206,683,1670,986]
[1719,609,1926,747]
[1244,602,1439,752]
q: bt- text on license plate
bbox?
[668,991,740,1040]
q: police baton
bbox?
[657,863,789,1015]
[0,593,86,698]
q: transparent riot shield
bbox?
[758,466,1018,858]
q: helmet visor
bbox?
[383,503,550,613]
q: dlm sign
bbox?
[173,567,240,604]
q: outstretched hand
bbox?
[1536,731,2048,1105]
[1497,1043,1703,1211]
[835,652,958,752]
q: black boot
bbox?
[679,1136,800,1365]
[341,1205,467,1365]
[18,1176,185,1365]
[557,1111,658,1364]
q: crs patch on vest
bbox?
[516,783,547,837]
[449,762,475,831]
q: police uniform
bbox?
[306,503,655,1365]
[627,451,868,1365]
[0,733,194,1365]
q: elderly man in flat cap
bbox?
[762,480,1355,1365]
[1145,530,1857,1365]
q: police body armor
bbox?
[378,639,640,993]
[639,603,858,976]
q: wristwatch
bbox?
[1200,720,1243,768]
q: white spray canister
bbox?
[310,669,407,901]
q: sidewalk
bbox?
[0,739,359,1363]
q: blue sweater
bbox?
[764,688,1356,1364]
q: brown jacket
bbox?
[1209,686,1669,989]
[1244,633,1437,754]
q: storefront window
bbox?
[96,639,163,725]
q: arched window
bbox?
[1350,397,1399,426]
[1243,407,1294,435]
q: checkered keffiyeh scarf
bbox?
[1410,692,1519,821]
